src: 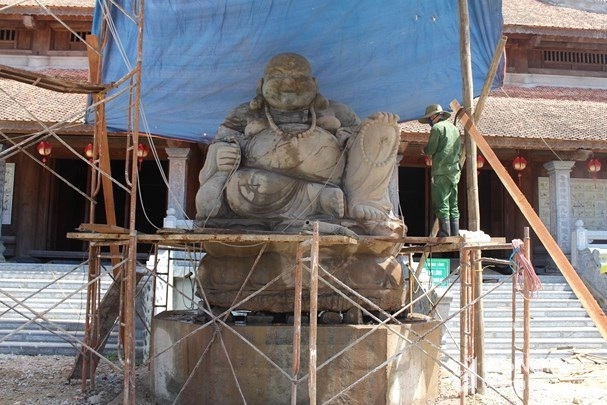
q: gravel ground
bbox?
[0,351,606,404]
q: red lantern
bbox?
[84,143,94,162]
[587,157,601,186]
[424,155,432,167]
[137,143,150,170]
[37,141,52,164]
[477,153,486,176]
[512,155,527,186]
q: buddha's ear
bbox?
[313,93,329,110]
[312,78,328,110]
[249,79,264,110]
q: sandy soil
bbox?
[0,351,606,404]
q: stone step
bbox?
[441,337,607,351]
[0,340,127,356]
[446,283,574,293]
[441,326,603,340]
[0,264,150,357]
[446,288,576,297]
[440,347,607,359]
[444,317,597,328]
[0,296,110,309]
[437,273,607,358]
[0,328,144,343]
[469,307,591,317]
[470,298,585,308]
[0,277,112,287]
[0,319,97,331]
[0,328,113,343]
[444,276,574,290]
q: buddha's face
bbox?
[261,53,317,111]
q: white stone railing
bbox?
[571,219,607,306]
[151,212,201,313]
[571,219,607,268]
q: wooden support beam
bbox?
[451,99,607,341]
[0,64,107,93]
[71,34,127,387]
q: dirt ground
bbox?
[0,351,606,404]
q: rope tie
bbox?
[511,239,542,294]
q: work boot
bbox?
[438,218,450,237]
[450,219,460,237]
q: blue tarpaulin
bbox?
[91,0,503,143]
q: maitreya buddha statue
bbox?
[195,52,404,237]
[193,53,406,315]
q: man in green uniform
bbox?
[419,104,462,237]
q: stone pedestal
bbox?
[152,311,440,404]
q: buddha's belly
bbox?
[242,125,344,183]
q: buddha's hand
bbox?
[215,142,241,171]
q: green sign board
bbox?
[423,258,450,286]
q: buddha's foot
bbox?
[319,187,345,218]
[349,203,386,221]
[366,111,400,126]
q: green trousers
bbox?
[431,173,460,220]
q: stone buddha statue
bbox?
[195,52,404,237]
[193,53,406,316]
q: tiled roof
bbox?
[476,86,607,142]
[399,85,607,147]
[3,76,600,144]
[0,1,94,8]
[0,1,93,16]
[0,2,603,149]
[503,0,607,33]
[1,73,605,151]
[0,69,87,123]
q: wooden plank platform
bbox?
[67,230,509,252]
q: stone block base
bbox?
[152,310,440,404]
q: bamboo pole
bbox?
[75,32,125,385]
[471,34,507,396]
[459,248,471,404]
[451,99,607,341]
[511,253,517,383]
[86,35,120,269]
[458,0,486,394]
[123,1,145,403]
[308,222,319,405]
[82,244,100,391]
[458,0,478,230]
[473,35,507,124]
[291,243,304,405]
[523,228,531,404]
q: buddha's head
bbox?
[260,53,318,111]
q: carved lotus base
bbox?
[195,236,406,312]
